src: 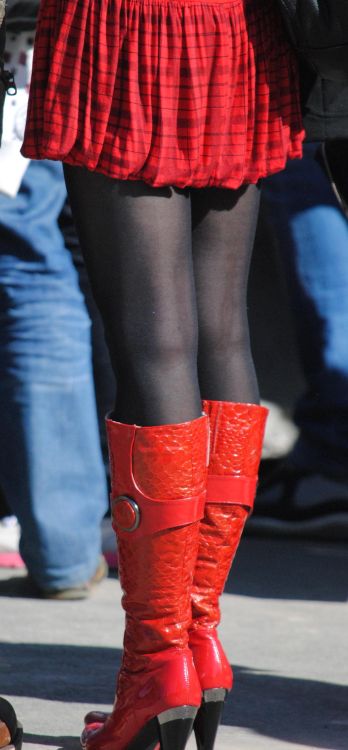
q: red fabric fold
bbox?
[22,0,304,187]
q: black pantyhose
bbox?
[192,186,260,404]
[64,165,260,426]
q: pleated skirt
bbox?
[22,0,305,188]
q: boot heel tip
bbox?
[203,688,227,703]
[158,705,197,724]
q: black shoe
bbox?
[247,461,348,539]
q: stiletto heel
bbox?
[193,690,227,750]
[115,706,197,750]
[158,706,198,750]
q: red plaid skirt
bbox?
[22,0,304,188]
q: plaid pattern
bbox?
[22,0,304,188]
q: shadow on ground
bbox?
[0,569,116,599]
[1,538,347,604]
[1,643,119,704]
[24,735,78,750]
[226,537,348,602]
[2,643,347,750]
[227,664,348,750]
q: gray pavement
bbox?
[1,535,347,750]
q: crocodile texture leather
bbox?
[189,401,267,691]
[107,416,208,499]
[106,417,208,537]
[204,400,267,478]
[83,416,208,750]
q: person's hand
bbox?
[0,698,23,750]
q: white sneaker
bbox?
[0,516,24,568]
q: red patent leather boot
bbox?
[82,415,208,750]
[189,400,268,750]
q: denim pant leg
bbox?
[263,143,348,479]
[0,160,108,588]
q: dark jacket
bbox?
[300,64,348,141]
[277,1,348,140]
[278,0,348,82]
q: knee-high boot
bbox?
[82,415,209,750]
[189,400,268,750]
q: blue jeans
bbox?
[263,144,348,479]
[0,160,108,588]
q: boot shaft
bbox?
[190,401,268,690]
[107,416,208,535]
[106,415,209,665]
[203,400,268,509]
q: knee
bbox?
[199,328,251,363]
[110,330,198,379]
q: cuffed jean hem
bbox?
[19,540,104,591]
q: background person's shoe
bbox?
[248,462,348,539]
[0,516,24,569]
[261,400,298,460]
[32,555,108,600]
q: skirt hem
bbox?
[21,145,304,189]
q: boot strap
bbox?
[206,475,257,509]
[111,490,205,537]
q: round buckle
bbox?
[112,496,141,532]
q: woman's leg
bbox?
[192,184,260,403]
[63,166,207,750]
[64,166,202,425]
[189,185,268,750]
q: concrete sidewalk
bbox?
[1,535,347,750]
